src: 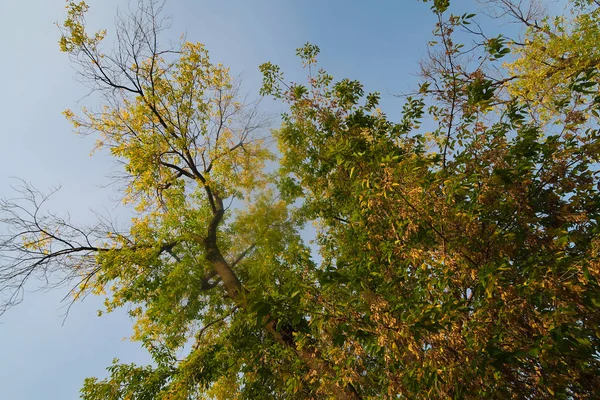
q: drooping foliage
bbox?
[0,0,599,399]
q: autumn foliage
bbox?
[1,0,599,398]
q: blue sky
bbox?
[0,0,551,398]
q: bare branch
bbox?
[0,182,106,315]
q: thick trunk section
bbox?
[194,193,360,399]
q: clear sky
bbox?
[0,0,553,398]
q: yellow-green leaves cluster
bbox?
[505,6,600,123]
[59,1,106,54]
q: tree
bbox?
[1,0,599,398]
[260,0,600,397]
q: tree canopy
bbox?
[1,0,600,398]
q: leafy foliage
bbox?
[1,0,599,399]
[262,1,600,397]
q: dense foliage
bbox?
[1,0,599,398]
